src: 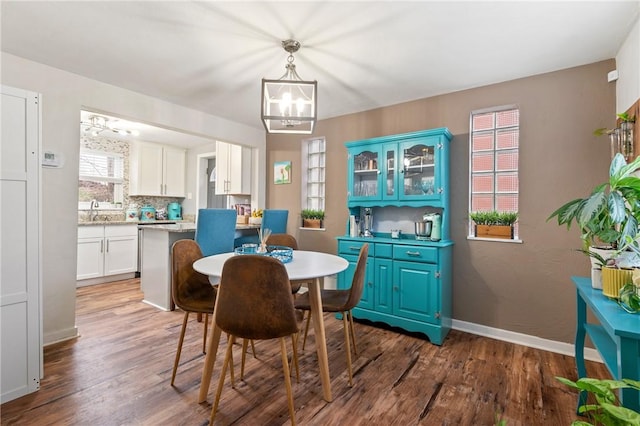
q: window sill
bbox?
[467,236,523,244]
[299,227,326,232]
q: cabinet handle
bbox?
[106,239,109,252]
[435,312,441,319]
[100,240,104,253]
[368,281,373,287]
[349,246,360,251]
[393,286,399,291]
[160,184,163,194]
[405,251,421,257]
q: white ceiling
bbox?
[2,1,639,147]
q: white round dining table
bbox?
[193,250,348,404]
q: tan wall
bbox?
[266,60,616,344]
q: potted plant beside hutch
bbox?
[301,209,324,228]
[470,211,518,239]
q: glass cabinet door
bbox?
[382,143,397,201]
[399,140,439,201]
[349,148,381,200]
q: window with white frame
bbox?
[469,106,519,237]
[301,137,325,213]
[78,149,124,209]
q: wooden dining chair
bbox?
[211,254,300,425]
[294,243,369,386]
[266,233,306,295]
[170,239,216,386]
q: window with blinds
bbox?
[301,137,325,212]
[469,106,519,238]
[78,149,124,208]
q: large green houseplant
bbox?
[548,153,640,257]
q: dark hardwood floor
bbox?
[1,279,609,425]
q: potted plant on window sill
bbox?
[301,209,325,228]
[469,211,518,239]
[548,153,640,290]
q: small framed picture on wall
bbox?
[274,161,291,185]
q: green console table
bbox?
[573,276,640,412]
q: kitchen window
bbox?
[78,149,124,209]
[301,136,325,214]
[469,106,520,239]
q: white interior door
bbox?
[0,85,42,402]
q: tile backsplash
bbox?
[78,135,184,222]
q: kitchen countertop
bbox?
[137,223,261,232]
[138,223,197,232]
[78,219,184,226]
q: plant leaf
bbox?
[580,192,607,225]
[608,191,626,224]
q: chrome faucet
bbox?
[89,199,99,221]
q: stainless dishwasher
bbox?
[136,222,175,277]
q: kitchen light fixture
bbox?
[261,39,317,134]
[82,115,140,137]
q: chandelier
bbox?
[82,115,140,137]
[261,39,317,134]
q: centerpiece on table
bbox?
[548,153,640,296]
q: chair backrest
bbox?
[261,209,288,234]
[344,244,370,310]
[215,255,299,340]
[195,208,237,257]
[171,239,215,311]
[265,233,298,250]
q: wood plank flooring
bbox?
[1,279,609,425]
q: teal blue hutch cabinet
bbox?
[337,128,453,345]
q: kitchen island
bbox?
[139,222,260,311]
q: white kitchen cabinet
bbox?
[77,225,138,283]
[129,141,186,197]
[215,141,251,195]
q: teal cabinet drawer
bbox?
[393,245,437,263]
[338,240,374,257]
[375,243,393,258]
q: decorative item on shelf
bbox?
[249,209,263,225]
[261,39,317,134]
[618,270,640,313]
[601,265,633,299]
[469,211,518,239]
[140,205,156,221]
[257,228,272,253]
[548,153,640,289]
[301,209,324,228]
[594,112,636,161]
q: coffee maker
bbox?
[167,202,182,220]
[362,208,374,237]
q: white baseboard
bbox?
[452,319,603,363]
[44,326,79,347]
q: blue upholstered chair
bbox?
[261,209,289,234]
[195,209,237,257]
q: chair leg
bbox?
[171,311,190,386]
[342,311,353,387]
[348,310,358,356]
[250,339,257,358]
[211,335,235,425]
[202,313,209,354]
[241,339,248,380]
[280,337,296,426]
[302,310,311,350]
[290,333,300,383]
